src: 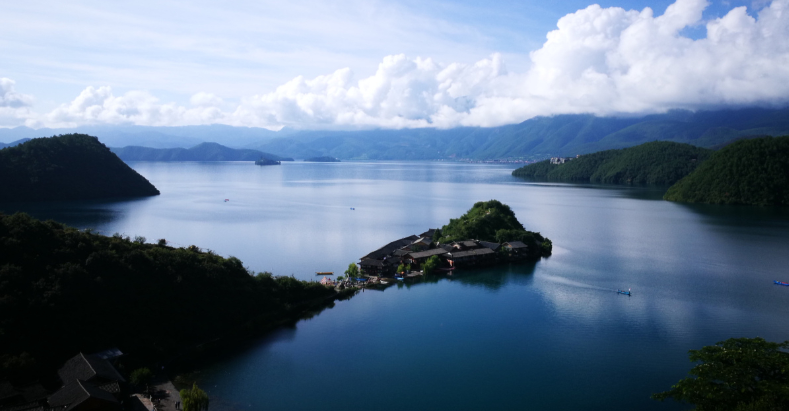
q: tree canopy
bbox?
[436,200,551,258]
[0,213,337,382]
[181,383,210,411]
[652,337,789,411]
[664,136,789,206]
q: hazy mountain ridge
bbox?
[2,108,788,160]
[111,142,293,162]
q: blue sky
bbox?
[1,0,786,129]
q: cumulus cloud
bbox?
[16,0,789,129]
[0,78,34,127]
[41,86,229,128]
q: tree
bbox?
[180,383,210,411]
[652,337,789,411]
[422,255,440,275]
[396,264,405,274]
[344,262,359,278]
[129,367,153,387]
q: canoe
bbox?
[617,289,631,296]
[774,281,789,286]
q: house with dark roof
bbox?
[446,247,496,267]
[48,380,120,411]
[502,241,529,259]
[47,353,125,411]
[477,241,501,252]
[360,235,418,260]
[418,228,437,239]
[404,248,449,267]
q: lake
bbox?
[4,161,789,410]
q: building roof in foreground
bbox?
[406,248,449,259]
[448,248,495,258]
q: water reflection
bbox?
[0,196,154,232]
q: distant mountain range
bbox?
[2,107,788,160]
[110,143,293,162]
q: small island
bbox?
[255,158,281,165]
[0,134,160,202]
[304,156,340,162]
[358,200,551,277]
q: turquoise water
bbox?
[4,161,789,410]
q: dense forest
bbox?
[664,136,789,206]
[0,134,160,202]
[512,141,713,185]
[437,200,552,259]
[0,213,340,383]
[111,142,293,162]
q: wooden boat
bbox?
[315,272,334,275]
[774,281,789,286]
[617,289,631,296]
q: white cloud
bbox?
[0,78,34,127]
[11,0,789,129]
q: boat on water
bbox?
[774,281,789,286]
[394,275,404,280]
[316,271,334,276]
[617,288,632,296]
[380,281,389,285]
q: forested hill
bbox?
[437,200,552,259]
[0,134,160,202]
[512,141,713,185]
[0,213,338,382]
[110,142,293,162]
[664,136,789,206]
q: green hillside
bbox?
[0,213,340,381]
[111,142,293,161]
[513,141,713,185]
[437,200,552,258]
[664,136,789,206]
[0,134,160,202]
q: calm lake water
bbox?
[4,161,789,410]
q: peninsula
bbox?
[358,200,551,277]
[512,141,712,185]
[0,134,160,202]
[0,213,353,383]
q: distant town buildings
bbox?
[549,155,580,165]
